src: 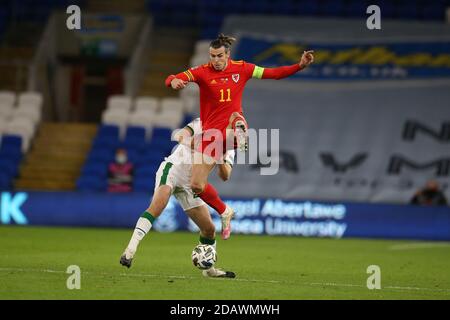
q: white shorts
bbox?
[154,160,205,211]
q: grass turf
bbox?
[0,225,449,300]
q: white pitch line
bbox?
[308,281,450,293]
[388,243,450,250]
[1,267,449,293]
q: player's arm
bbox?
[173,126,194,148]
[251,50,314,80]
[165,67,199,90]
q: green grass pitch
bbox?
[0,225,449,300]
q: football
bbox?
[191,244,217,270]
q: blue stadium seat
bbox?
[0,157,19,177]
[0,171,12,190]
[80,161,109,179]
[124,148,140,164]
[0,135,22,156]
[123,126,147,151]
[137,149,166,166]
[91,136,120,150]
[182,114,194,127]
[76,176,107,192]
[151,127,173,141]
[135,164,160,178]
[86,147,115,164]
[132,176,155,192]
[98,124,120,137]
[146,139,177,156]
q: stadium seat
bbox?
[181,95,198,114]
[76,175,107,192]
[136,149,166,166]
[3,120,33,152]
[146,139,177,156]
[91,136,120,151]
[86,147,115,164]
[127,111,155,136]
[80,161,109,179]
[0,135,23,155]
[6,116,35,136]
[150,127,173,142]
[160,97,184,114]
[123,126,147,150]
[135,163,160,178]
[17,91,43,110]
[97,124,120,140]
[132,176,155,192]
[101,109,129,137]
[0,90,16,107]
[0,157,19,177]
[124,148,140,164]
[0,103,14,119]
[12,103,42,124]
[107,95,132,112]
[134,96,159,113]
[0,171,12,190]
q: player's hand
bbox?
[299,50,314,69]
[171,78,188,90]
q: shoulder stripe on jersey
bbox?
[252,65,264,79]
[185,125,194,136]
[187,69,195,81]
[183,71,193,81]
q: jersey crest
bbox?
[232,74,240,83]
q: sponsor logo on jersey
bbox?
[232,74,240,83]
[210,79,217,84]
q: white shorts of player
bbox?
[154,160,205,211]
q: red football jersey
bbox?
[165,59,302,157]
[180,59,255,132]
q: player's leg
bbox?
[184,204,236,278]
[191,155,225,214]
[120,185,172,268]
[120,161,175,268]
[191,158,235,239]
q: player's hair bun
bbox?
[210,34,236,50]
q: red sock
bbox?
[198,183,227,215]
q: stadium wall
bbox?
[1,192,449,241]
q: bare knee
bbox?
[191,181,205,195]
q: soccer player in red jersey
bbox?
[165,34,314,239]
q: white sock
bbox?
[220,205,229,215]
[127,217,152,253]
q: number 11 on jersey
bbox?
[219,88,231,102]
